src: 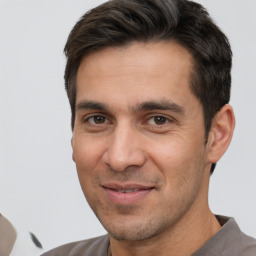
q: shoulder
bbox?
[237,232,256,255]
[217,216,256,256]
[193,216,256,256]
[220,216,256,255]
[41,235,109,256]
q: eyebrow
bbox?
[76,101,108,112]
[76,100,184,115]
[132,100,184,115]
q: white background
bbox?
[0,0,255,252]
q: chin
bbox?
[102,217,170,242]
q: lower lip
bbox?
[103,187,153,205]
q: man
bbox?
[42,0,256,255]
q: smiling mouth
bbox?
[102,184,154,204]
[102,184,154,192]
[109,188,143,193]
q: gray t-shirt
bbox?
[42,216,256,256]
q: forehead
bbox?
[77,41,193,81]
[76,41,197,109]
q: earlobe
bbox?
[71,137,76,162]
[207,104,235,164]
[72,152,76,162]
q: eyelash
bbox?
[82,114,174,129]
[86,115,110,125]
[147,116,171,126]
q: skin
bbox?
[72,41,235,256]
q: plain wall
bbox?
[0,0,255,251]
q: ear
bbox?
[206,104,235,164]
[71,137,76,162]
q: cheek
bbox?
[150,139,207,210]
[73,135,105,162]
[73,141,104,206]
[72,137,106,181]
[148,137,206,182]
[149,138,196,166]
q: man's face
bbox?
[72,42,212,241]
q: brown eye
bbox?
[87,115,108,125]
[93,116,106,124]
[153,116,167,125]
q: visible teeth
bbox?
[125,189,134,193]
[117,189,140,193]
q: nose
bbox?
[102,125,146,171]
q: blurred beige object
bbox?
[0,213,43,256]
[0,214,17,256]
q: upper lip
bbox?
[102,183,154,191]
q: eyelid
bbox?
[147,116,167,125]
[145,114,175,124]
[89,116,109,125]
[82,113,112,124]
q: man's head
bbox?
[66,0,235,244]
